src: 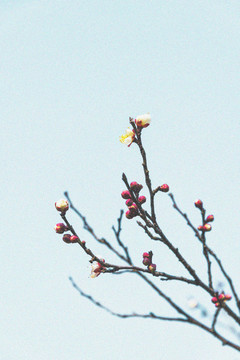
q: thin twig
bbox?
[168,192,240,312]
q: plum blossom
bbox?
[119,128,135,146]
[135,113,151,128]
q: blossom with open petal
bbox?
[90,257,105,278]
[120,128,135,146]
[135,113,151,128]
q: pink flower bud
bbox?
[128,204,138,216]
[143,257,151,266]
[148,263,156,273]
[130,181,143,192]
[138,195,146,204]
[198,225,204,231]
[126,210,134,219]
[159,184,169,193]
[142,252,150,258]
[206,215,214,222]
[126,199,133,206]
[218,293,225,300]
[225,294,232,301]
[211,297,218,304]
[55,199,69,212]
[203,224,212,232]
[70,235,79,243]
[194,199,203,210]
[215,302,220,308]
[54,223,68,234]
[121,190,131,199]
[82,240,86,246]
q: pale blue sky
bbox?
[1,1,240,359]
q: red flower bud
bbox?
[138,195,146,204]
[225,294,232,301]
[198,225,204,231]
[143,257,151,266]
[62,234,71,243]
[142,252,150,258]
[218,293,225,300]
[126,210,134,219]
[148,263,156,273]
[211,297,218,304]
[194,199,203,209]
[54,223,68,234]
[125,199,133,206]
[130,181,143,192]
[55,199,69,212]
[121,190,131,199]
[70,235,79,243]
[203,224,212,232]
[128,205,138,216]
[206,215,214,222]
[159,184,169,193]
[215,302,220,308]
[82,240,86,246]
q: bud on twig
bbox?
[194,199,203,210]
[138,195,146,204]
[206,215,214,222]
[55,199,69,213]
[121,190,132,199]
[54,223,68,234]
[62,234,72,243]
[159,184,169,193]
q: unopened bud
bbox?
[62,234,72,243]
[135,113,151,128]
[130,181,143,192]
[211,297,218,304]
[121,190,131,199]
[218,293,225,300]
[70,235,79,243]
[203,224,212,232]
[54,223,68,234]
[206,215,214,222]
[55,199,69,212]
[159,184,169,193]
[198,225,204,231]
[142,252,150,258]
[215,302,220,308]
[128,204,138,216]
[142,257,151,266]
[194,199,203,210]
[126,210,134,219]
[225,294,232,301]
[148,263,156,273]
[125,199,133,206]
[138,195,146,204]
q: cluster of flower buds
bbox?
[54,198,83,245]
[195,199,214,233]
[90,258,106,278]
[121,181,146,219]
[211,293,232,308]
[142,252,156,273]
